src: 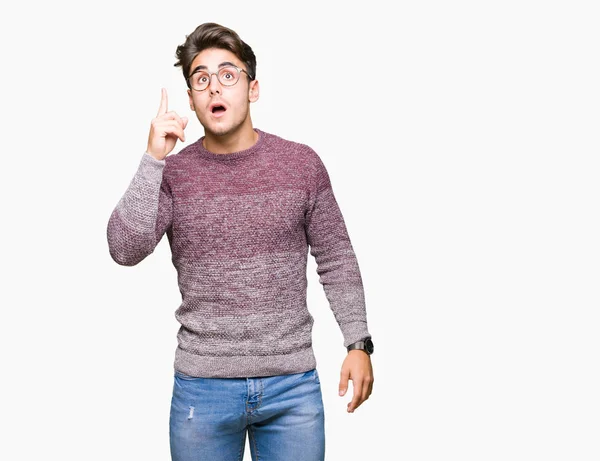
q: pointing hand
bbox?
[146,88,188,160]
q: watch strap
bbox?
[347,337,373,354]
[347,340,367,351]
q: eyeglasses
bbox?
[187,65,253,92]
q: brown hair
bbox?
[174,22,257,87]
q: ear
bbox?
[187,88,195,110]
[248,79,260,103]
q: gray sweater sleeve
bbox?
[304,150,371,347]
[107,152,173,266]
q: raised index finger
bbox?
[157,88,168,116]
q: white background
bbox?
[1,0,599,460]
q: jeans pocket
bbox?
[174,370,200,381]
[313,368,320,384]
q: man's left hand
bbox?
[338,350,374,413]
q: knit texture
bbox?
[107,128,370,377]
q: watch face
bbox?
[365,338,374,354]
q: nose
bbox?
[208,73,222,95]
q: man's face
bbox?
[187,47,259,138]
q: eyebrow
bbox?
[189,61,238,75]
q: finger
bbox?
[348,380,364,413]
[168,125,186,142]
[157,121,186,142]
[361,377,372,402]
[156,111,178,121]
[158,110,183,123]
[157,88,168,117]
[339,369,350,397]
[155,119,184,131]
[157,111,188,132]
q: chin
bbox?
[205,127,229,137]
[206,121,242,138]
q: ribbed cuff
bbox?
[138,152,166,181]
[340,321,371,348]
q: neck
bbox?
[202,120,258,154]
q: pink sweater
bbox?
[107,128,370,377]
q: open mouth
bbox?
[211,105,226,115]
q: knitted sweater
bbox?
[107,128,370,378]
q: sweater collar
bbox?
[195,128,265,161]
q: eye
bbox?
[191,72,208,84]
[220,67,238,81]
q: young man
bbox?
[107,22,374,461]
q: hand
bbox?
[339,350,374,413]
[146,88,189,160]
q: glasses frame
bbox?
[187,65,254,92]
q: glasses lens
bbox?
[189,71,210,91]
[218,66,240,86]
[188,67,242,90]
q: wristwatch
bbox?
[347,337,374,355]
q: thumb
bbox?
[182,116,189,129]
[339,368,350,396]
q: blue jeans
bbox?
[169,368,325,461]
